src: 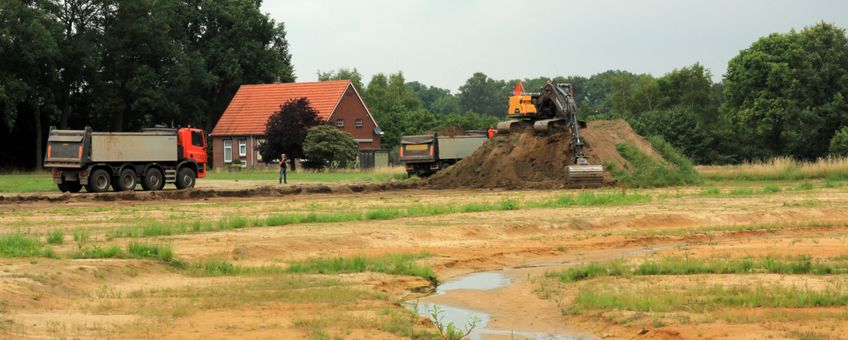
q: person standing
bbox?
[279,153,287,184]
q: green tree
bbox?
[657,63,717,121]
[303,125,358,169]
[259,98,321,169]
[830,126,848,157]
[0,0,62,170]
[318,68,364,93]
[457,72,507,116]
[723,22,848,160]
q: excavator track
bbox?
[496,120,529,134]
[532,118,566,133]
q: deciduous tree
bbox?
[259,98,321,170]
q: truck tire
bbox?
[141,168,165,191]
[64,181,82,193]
[86,169,111,193]
[175,167,196,189]
[114,169,137,191]
[57,183,68,193]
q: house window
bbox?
[355,119,363,128]
[238,139,247,157]
[223,140,232,163]
[336,119,344,127]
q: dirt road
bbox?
[1,183,847,339]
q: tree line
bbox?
[322,22,848,164]
[2,2,846,171]
[0,0,294,170]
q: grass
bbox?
[696,156,848,181]
[551,255,848,283]
[0,233,45,257]
[46,230,64,245]
[0,173,56,193]
[610,136,701,188]
[110,192,652,240]
[205,167,407,183]
[569,281,848,314]
[190,253,437,283]
[73,245,123,259]
[126,242,174,262]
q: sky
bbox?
[262,0,848,92]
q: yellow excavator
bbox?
[496,81,604,188]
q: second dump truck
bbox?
[43,127,208,193]
[400,132,487,177]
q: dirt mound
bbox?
[426,119,663,189]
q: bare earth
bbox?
[1,182,847,339]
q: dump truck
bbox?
[43,126,208,193]
[400,132,487,177]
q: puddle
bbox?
[410,271,585,340]
[435,271,511,294]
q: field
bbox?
[1,168,848,339]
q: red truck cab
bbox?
[178,127,208,178]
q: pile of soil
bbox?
[425,119,664,189]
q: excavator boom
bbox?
[499,81,604,188]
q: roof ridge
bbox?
[240,80,351,87]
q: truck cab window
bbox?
[191,131,204,147]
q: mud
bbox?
[0,181,420,205]
[426,120,663,189]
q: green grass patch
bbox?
[127,242,174,262]
[190,254,437,283]
[0,173,56,193]
[610,136,701,188]
[551,255,848,283]
[73,245,123,259]
[46,230,64,245]
[0,233,45,257]
[762,185,781,193]
[570,281,848,314]
[206,170,405,183]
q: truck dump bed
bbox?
[90,131,178,163]
[436,135,486,160]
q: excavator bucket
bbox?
[565,164,604,189]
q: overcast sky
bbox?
[262,0,848,92]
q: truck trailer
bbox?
[399,132,487,177]
[43,127,208,193]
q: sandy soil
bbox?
[1,184,847,339]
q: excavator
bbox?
[496,81,604,188]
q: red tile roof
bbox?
[211,80,352,136]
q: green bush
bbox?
[829,126,848,157]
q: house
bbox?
[210,80,382,168]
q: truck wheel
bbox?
[57,183,68,193]
[65,181,82,193]
[86,169,111,193]
[115,169,137,191]
[141,168,165,191]
[175,167,196,189]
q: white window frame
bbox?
[336,119,344,127]
[238,138,247,157]
[355,119,363,128]
[223,140,232,163]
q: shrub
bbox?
[829,126,848,157]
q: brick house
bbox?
[210,80,382,168]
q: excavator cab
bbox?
[507,81,537,118]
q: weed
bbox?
[762,185,781,193]
[73,229,90,248]
[794,182,815,191]
[610,137,701,188]
[498,198,519,210]
[0,233,43,258]
[74,246,122,259]
[699,187,721,195]
[127,242,174,262]
[45,230,64,245]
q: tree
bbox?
[723,22,848,160]
[318,68,364,93]
[303,125,358,169]
[830,127,848,157]
[259,98,321,170]
[457,72,507,116]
